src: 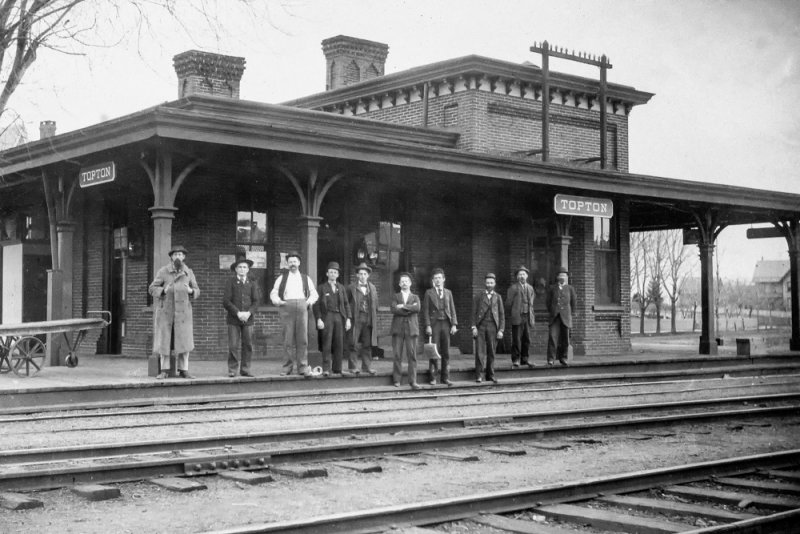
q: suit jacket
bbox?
[390,291,420,337]
[546,283,578,329]
[222,275,261,326]
[347,281,379,346]
[472,290,505,331]
[422,287,458,328]
[507,282,535,326]
[313,281,351,323]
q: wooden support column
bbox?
[692,209,726,355]
[140,149,202,375]
[298,215,323,283]
[772,220,800,350]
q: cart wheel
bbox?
[0,336,14,374]
[10,336,46,377]
[65,352,79,368]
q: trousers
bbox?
[281,299,309,374]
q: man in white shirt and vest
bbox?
[270,251,319,377]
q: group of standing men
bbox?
[149,246,577,384]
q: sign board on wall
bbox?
[553,194,613,218]
[79,161,116,188]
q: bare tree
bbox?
[660,229,694,333]
[649,231,668,334]
[0,0,282,127]
[630,231,651,334]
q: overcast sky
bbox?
[8,0,800,280]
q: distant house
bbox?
[753,260,790,310]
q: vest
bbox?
[278,271,310,300]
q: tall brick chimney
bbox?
[39,120,56,139]
[173,50,246,99]
[322,35,388,91]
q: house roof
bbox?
[752,260,790,283]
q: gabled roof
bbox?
[283,54,654,112]
[752,260,790,283]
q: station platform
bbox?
[1,331,798,412]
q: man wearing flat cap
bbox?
[148,245,200,379]
[270,252,318,377]
[546,267,577,366]
[346,262,379,376]
[507,265,536,369]
[222,255,261,378]
[313,261,351,376]
[471,272,505,383]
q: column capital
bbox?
[56,220,77,233]
[149,206,179,220]
[297,215,323,227]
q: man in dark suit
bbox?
[391,272,421,390]
[313,262,352,376]
[222,256,261,377]
[546,267,577,366]
[471,272,505,383]
[346,262,378,376]
[422,267,458,386]
[506,265,536,368]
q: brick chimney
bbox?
[173,50,246,99]
[322,35,388,91]
[39,120,56,139]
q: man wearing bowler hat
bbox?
[270,251,318,377]
[346,262,379,376]
[148,245,200,379]
[471,272,505,383]
[223,254,261,377]
[507,265,536,368]
[313,261,351,376]
[546,267,577,366]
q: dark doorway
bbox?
[22,253,49,323]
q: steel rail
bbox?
[0,404,797,491]
[3,374,798,428]
[198,450,800,534]
[1,392,797,465]
[3,357,798,413]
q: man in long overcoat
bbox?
[346,262,378,375]
[148,245,200,379]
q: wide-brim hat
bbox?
[168,245,188,256]
[230,257,253,271]
[355,262,372,273]
[514,265,530,276]
[326,261,341,272]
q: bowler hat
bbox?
[514,265,530,276]
[168,245,188,256]
[230,257,253,271]
[355,262,372,273]
[485,272,496,280]
[557,266,570,275]
[326,261,341,272]
[286,251,301,261]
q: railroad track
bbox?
[200,450,800,534]
[0,393,797,492]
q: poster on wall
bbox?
[246,251,267,269]
[219,254,236,270]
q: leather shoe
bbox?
[179,370,194,379]
[393,382,400,387]
[524,362,535,369]
[511,362,520,369]
[559,359,568,366]
[240,371,254,377]
[227,372,236,378]
[429,379,437,385]
[156,372,168,380]
[322,371,330,377]
[410,383,421,390]
[476,377,483,383]
[367,369,378,376]
[443,379,453,386]
[491,377,499,384]
[547,360,555,366]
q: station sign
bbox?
[553,194,613,218]
[79,161,116,188]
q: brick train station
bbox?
[1,35,798,369]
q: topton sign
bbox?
[553,194,613,219]
[79,161,116,188]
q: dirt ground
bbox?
[2,413,798,534]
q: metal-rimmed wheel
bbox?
[10,336,46,377]
[0,335,15,374]
[65,352,79,368]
